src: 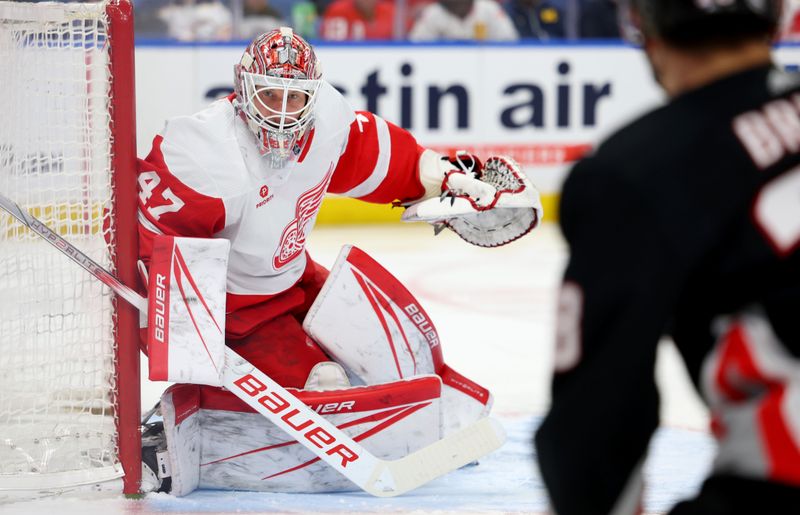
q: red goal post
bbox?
[0,0,140,495]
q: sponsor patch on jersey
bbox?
[256,184,274,208]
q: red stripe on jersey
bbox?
[328,112,426,203]
[715,325,765,402]
[715,324,800,484]
[328,112,380,193]
[138,135,226,266]
[759,385,800,483]
[710,413,726,439]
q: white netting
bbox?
[0,1,123,489]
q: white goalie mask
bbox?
[234,27,322,168]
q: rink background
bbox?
[1,223,716,514]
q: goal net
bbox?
[0,0,139,494]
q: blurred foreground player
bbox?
[534,0,800,513]
[137,27,541,494]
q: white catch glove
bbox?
[403,151,543,247]
[416,149,495,206]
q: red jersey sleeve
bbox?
[328,112,426,204]
[137,135,226,267]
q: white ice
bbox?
[1,223,716,514]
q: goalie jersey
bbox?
[137,82,424,315]
[535,65,800,515]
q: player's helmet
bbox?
[620,0,782,47]
[234,27,322,168]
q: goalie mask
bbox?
[234,27,322,169]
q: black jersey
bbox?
[534,64,800,515]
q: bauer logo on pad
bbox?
[147,236,230,387]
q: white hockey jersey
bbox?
[138,82,425,315]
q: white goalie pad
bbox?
[303,245,493,434]
[159,376,443,495]
[303,245,445,384]
[403,156,543,247]
[147,235,230,387]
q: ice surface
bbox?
[1,415,715,514]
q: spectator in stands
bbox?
[240,0,285,39]
[159,0,233,41]
[320,0,395,40]
[506,0,566,40]
[577,0,619,38]
[133,0,170,38]
[409,0,519,41]
[290,0,321,40]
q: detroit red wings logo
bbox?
[273,168,333,269]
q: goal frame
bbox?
[106,0,141,497]
[0,0,140,496]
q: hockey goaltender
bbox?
[136,26,542,495]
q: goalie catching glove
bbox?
[402,150,543,247]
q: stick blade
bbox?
[364,417,506,497]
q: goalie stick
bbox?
[0,192,506,497]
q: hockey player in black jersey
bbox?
[534,0,800,514]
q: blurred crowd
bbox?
[40,0,800,42]
[130,0,622,41]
